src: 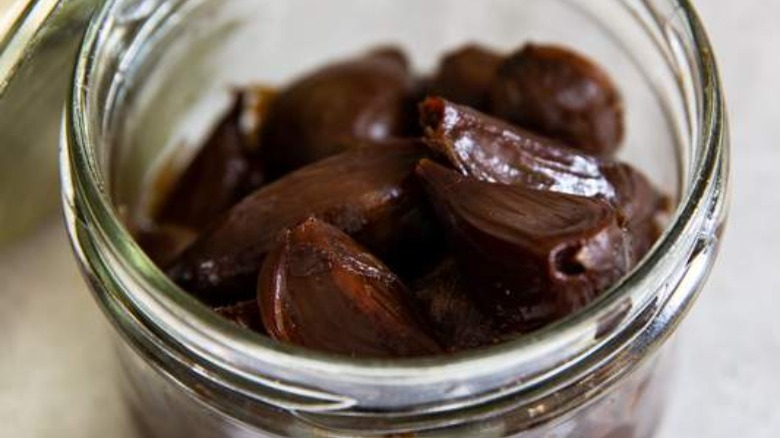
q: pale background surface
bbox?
[0,1,774,437]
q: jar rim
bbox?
[62,0,728,415]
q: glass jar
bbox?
[0,0,96,245]
[60,0,729,436]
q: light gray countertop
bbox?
[0,1,774,437]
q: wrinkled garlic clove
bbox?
[259,217,442,358]
[490,44,624,156]
[417,160,632,333]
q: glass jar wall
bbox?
[61,0,728,436]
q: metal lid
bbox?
[0,0,95,245]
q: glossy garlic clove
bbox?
[421,97,618,199]
[167,141,436,305]
[430,44,504,111]
[156,87,276,230]
[260,47,416,179]
[421,97,666,262]
[411,259,499,352]
[416,160,632,333]
[258,217,442,358]
[489,44,624,156]
[214,300,265,334]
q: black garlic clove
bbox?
[134,223,199,269]
[156,87,276,230]
[430,44,504,111]
[416,160,632,333]
[421,97,618,199]
[260,47,416,179]
[167,141,437,305]
[489,44,624,156]
[214,300,265,334]
[421,97,666,263]
[258,217,442,358]
[411,259,500,352]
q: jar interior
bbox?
[69,0,718,420]
[104,0,687,227]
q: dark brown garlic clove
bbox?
[258,217,442,358]
[260,47,415,179]
[430,44,504,111]
[167,141,436,305]
[214,300,265,334]
[156,87,276,230]
[489,44,624,156]
[601,164,667,259]
[416,160,632,333]
[411,259,500,352]
[421,97,618,199]
[421,98,665,262]
[623,206,663,262]
[134,223,199,269]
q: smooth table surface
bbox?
[0,1,776,437]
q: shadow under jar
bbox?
[61,0,729,437]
